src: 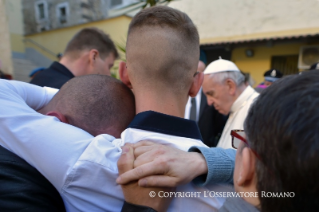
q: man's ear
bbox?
[188,72,204,97]
[226,79,237,95]
[46,111,69,124]
[119,61,133,89]
[235,147,256,187]
[88,49,99,66]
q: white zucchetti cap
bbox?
[204,58,240,75]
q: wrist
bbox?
[189,152,208,178]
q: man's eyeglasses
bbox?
[230,130,261,160]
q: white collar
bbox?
[230,86,257,113]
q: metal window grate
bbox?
[271,55,299,75]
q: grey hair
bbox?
[209,71,245,86]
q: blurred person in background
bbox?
[202,58,259,149]
[309,62,319,70]
[30,27,118,89]
[29,67,45,79]
[0,59,12,80]
[255,69,283,93]
[241,71,255,87]
[184,51,228,147]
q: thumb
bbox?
[117,144,135,176]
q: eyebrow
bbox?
[205,90,214,96]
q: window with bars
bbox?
[271,55,299,76]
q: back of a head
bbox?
[245,71,319,211]
[50,75,135,137]
[309,62,319,70]
[64,28,119,60]
[126,6,199,94]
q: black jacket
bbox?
[30,62,74,89]
[198,92,228,147]
[0,145,66,211]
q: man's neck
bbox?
[134,89,188,118]
[59,57,84,77]
[37,104,53,115]
[234,84,248,101]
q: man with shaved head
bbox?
[0,6,231,212]
[37,75,134,137]
[0,75,135,211]
[117,6,232,211]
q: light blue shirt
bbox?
[189,146,236,186]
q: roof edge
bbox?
[200,27,319,45]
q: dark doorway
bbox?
[201,47,232,64]
[271,55,299,75]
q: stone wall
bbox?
[22,0,111,35]
[0,0,13,75]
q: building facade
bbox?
[23,0,137,35]
[6,0,318,84]
[170,0,319,85]
[4,0,136,81]
[0,0,14,77]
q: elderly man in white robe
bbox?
[202,58,259,149]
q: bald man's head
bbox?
[42,75,135,137]
[126,6,199,94]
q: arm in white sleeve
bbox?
[0,79,58,110]
[0,79,94,191]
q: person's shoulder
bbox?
[30,69,71,89]
[75,134,118,168]
[0,145,66,211]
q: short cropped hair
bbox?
[64,28,119,59]
[128,6,198,44]
[126,6,199,93]
[50,75,135,137]
[245,71,319,211]
[209,71,245,86]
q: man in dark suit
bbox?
[185,51,228,147]
[30,28,119,89]
[198,99,228,147]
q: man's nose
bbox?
[207,98,214,106]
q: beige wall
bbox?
[169,0,319,44]
[6,0,24,34]
[232,42,319,85]
[0,0,13,75]
[5,0,25,53]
